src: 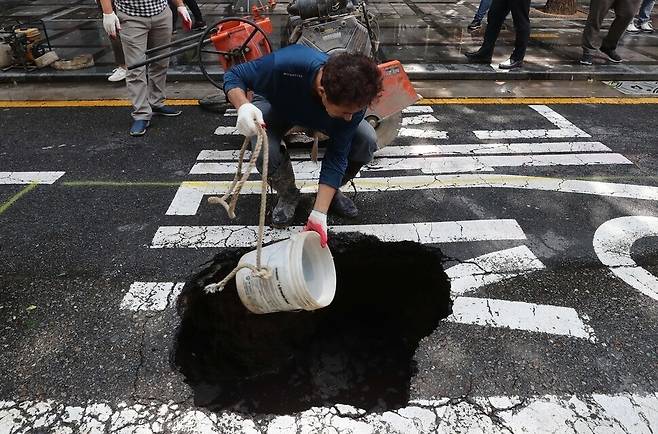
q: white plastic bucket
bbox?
[235,231,337,314]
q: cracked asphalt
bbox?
[0,101,657,432]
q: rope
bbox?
[204,125,273,293]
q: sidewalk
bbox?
[1,0,657,81]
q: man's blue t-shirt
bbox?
[223,45,365,189]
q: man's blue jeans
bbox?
[474,0,493,21]
[636,0,655,23]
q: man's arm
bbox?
[313,184,336,214]
[226,88,251,110]
[99,0,113,13]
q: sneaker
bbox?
[579,52,593,65]
[467,18,482,32]
[108,66,126,82]
[464,49,492,64]
[129,120,150,137]
[498,58,523,69]
[192,20,207,31]
[601,47,623,63]
[640,21,654,33]
[626,21,641,33]
[151,105,182,116]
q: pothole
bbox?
[173,233,452,415]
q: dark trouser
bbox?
[480,0,531,61]
[170,0,203,25]
[250,95,377,188]
[582,0,642,54]
[96,0,125,65]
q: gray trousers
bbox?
[117,8,172,121]
[250,95,378,186]
[582,0,642,53]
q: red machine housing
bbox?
[210,17,273,71]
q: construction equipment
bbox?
[0,21,58,71]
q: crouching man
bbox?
[224,44,383,247]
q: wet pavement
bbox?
[2,0,658,81]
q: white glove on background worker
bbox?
[177,6,193,31]
[236,103,265,137]
[102,12,121,38]
[303,210,328,248]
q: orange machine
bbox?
[209,17,274,71]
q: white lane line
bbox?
[189,153,631,177]
[2,393,656,433]
[120,282,185,311]
[474,105,591,140]
[446,246,545,297]
[400,114,440,126]
[593,216,658,301]
[213,126,240,135]
[224,108,237,116]
[402,105,433,113]
[397,128,448,139]
[166,175,658,216]
[150,220,526,248]
[0,172,65,185]
[197,141,612,162]
[447,297,597,342]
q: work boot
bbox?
[330,190,358,218]
[268,156,301,228]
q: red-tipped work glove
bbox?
[303,210,328,248]
[177,6,192,31]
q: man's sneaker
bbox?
[579,52,593,65]
[626,21,641,33]
[601,47,623,63]
[192,20,207,31]
[151,105,182,116]
[464,49,492,64]
[329,190,358,218]
[108,66,126,82]
[499,58,523,69]
[467,18,482,31]
[129,120,150,137]
[640,21,654,33]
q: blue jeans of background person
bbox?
[636,0,655,23]
[474,0,493,21]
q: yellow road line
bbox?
[62,181,181,187]
[1,96,658,108]
[0,183,38,215]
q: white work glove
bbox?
[303,210,328,248]
[103,12,121,38]
[177,6,193,31]
[236,103,265,137]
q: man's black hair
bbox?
[321,52,383,108]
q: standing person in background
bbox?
[626,0,655,33]
[580,0,641,65]
[100,0,192,136]
[467,0,493,32]
[464,0,531,69]
[170,0,206,32]
[95,0,127,82]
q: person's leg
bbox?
[582,0,615,55]
[603,0,642,51]
[480,0,512,55]
[474,0,493,21]
[147,7,173,110]
[636,0,655,22]
[117,11,151,122]
[170,1,178,30]
[509,0,531,61]
[184,0,204,22]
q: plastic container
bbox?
[235,231,336,314]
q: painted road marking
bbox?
[0,171,65,185]
[400,114,440,126]
[446,245,545,297]
[195,141,613,162]
[166,175,658,216]
[150,220,526,249]
[402,105,433,113]
[214,126,240,136]
[120,282,185,311]
[473,105,591,140]
[397,128,448,139]
[447,297,597,342]
[593,216,658,301]
[1,393,656,432]
[0,184,38,215]
[190,153,631,177]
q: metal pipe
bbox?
[145,32,204,54]
[128,38,211,69]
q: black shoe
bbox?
[329,190,358,218]
[498,58,523,69]
[271,191,301,228]
[467,18,482,31]
[151,105,182,116]
[601,47,623,63]
[464,50,492,64]
[192,20,207,31]
[579,52,593,65]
